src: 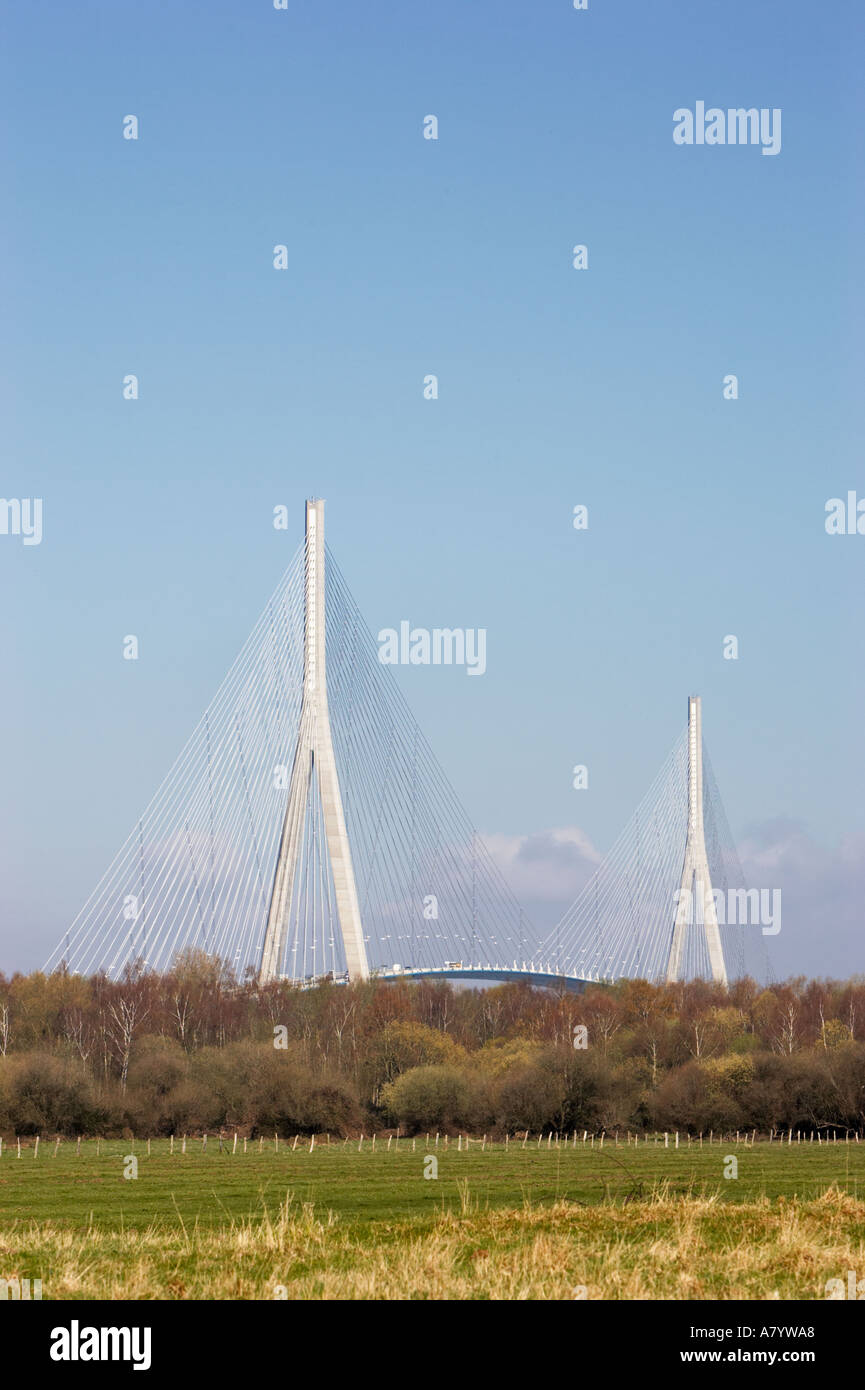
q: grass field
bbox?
[1,1135,864,1299]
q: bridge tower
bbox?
[259,499,369,984]
[666,695,728,986]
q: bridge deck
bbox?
[330,965,596,992]
[292,966,603,992]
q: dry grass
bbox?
[2,1185,864,1300]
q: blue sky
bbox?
[1,0,863,978]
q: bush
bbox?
[381,1065,471,1132]
[492,1064,565,1134]
[0,1053,108,1135]
[124,1038,189,1134]
[651,1060,742,1134]
[296,1081,360,1135]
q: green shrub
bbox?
[381,1065,471,1132]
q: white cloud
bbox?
[738,819,865,979]
[484,826,601,907]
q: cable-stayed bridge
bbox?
[46,501,762,990]
[539,700,769,987]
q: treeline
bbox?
[1,952,864,1138]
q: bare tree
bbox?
[62,1007,96,1066]
[107,997,150,1091]
[776,1000,799,1056]
[582,992,621,1056]
[171,992,194,1051]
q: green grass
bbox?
[1,1135,862,1231]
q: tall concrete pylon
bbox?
[666,695,728,987]
[259,499,369,984]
